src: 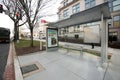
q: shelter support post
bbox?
[101,13,108,65]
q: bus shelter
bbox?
[48,2,111,64]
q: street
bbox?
[0,43,10,80]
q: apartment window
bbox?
[112,0,120,11]
[75,35,79,39]
[72,3,80,14]
[108,2,112,12]
[113,15,120,27]
[77,25,80,28]
[63,9,69,17]
[85,0,95,9]
[74,25,80,32]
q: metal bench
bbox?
[63,44,83,56]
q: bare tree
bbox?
[3,0,27,41]
[18,0,54,47]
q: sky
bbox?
[0,0,62,33]
[0,13,14,38]
[0,0,62,22]
[40,0,62,22]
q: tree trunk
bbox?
[30,27,34,47]
[14,22,18,41]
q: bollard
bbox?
[80,46,83,57]
[40,41,42,50]
[65,44,69,53]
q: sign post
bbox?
[40,31,42,50]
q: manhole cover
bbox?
[20,62,45,77]
[21,64,39,74]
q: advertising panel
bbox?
[84,25,100,43]
[47,28,58,49]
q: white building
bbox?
[58,0,105,42]
[49,0,120,43]
[33,19,48,39]
[58,0,104,20]
[58,0,120,41]
[48,0,111,44]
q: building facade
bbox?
[33,20,48,39]
[105,0,120,42]
[57,0,120,42]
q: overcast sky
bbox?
[41,0,62,22]
[0,0,62,22]
[0,0,62,34]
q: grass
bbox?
[15,39,45,48]
[83,49,101,57]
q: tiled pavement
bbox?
[18,49,106,80]
[5,41,120,80]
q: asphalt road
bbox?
[0,43,10,80]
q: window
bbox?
[112,0,120,11]
[108,2,112,12]
[75,35,79,39]
[63,9,69,17]
[113,15,120,27]
[65,27,69,33]
[85,0,95,9]
[74,25,80,32]
[72,3,80,14]
[77,25,80,28]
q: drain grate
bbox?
[21,64,39,74]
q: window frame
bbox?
[85,0,96,9]
[113,15,120,27]
[63,9,69,17]
[72,3,80,14]
[112,0,120,11]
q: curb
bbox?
[3,42,15,80]
[13,42,24,80]
[3,42,23,80]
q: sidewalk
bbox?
[59,42,120,80]
[18,49,104,80]
[15,41,120,80]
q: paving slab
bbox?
[18,49,106,80]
